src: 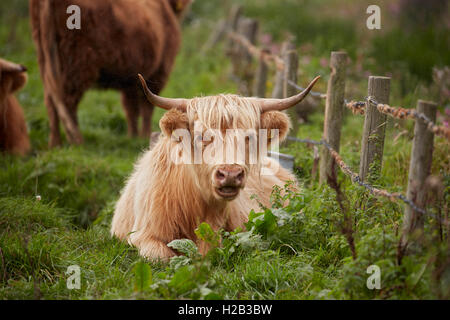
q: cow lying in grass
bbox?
[111,74,320,260]
[0,58,30,156]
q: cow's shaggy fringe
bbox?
[187,94,261,130]
[111,94,296,260]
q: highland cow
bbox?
[29,0,191,147]
[0,58,30,156]
[110,74,320,260]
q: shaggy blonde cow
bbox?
[111,74,320,260]
[0,58,30,156]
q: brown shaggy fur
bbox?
[0,58,30,156]
[111,94,297,260]
[29,0,191,147]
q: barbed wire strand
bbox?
[286,136,445,223]
[287,80,449,142]
[367,97,450,141]
[226,30,449,141]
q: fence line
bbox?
[226,30,285,71]
[286,77,449,142]
[226,28,449,142]
[286,136,444,223]
[345,97,450,141]
[220,9,447,246]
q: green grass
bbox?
[0,1,448,299]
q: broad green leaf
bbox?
[169,255,191,270]
[167,238,199,258]
[195,222,220,247]
[133,261,152,292]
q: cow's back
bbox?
[30,0,181,90]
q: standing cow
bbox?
[29,0,191,147]
[111,74,320,260]
[0,58,30,156]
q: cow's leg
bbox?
[47,91,83,145]
[111,175,137,240]
[138,238,176,261]
[111,172,175,261]
[121,90,139,137]
[59,92,83,145]
[45,93,62,147]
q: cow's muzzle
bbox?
[213,165,245,200]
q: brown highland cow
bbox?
[29,0,191,147]
[0,58,30,156]
[111,74,320,260]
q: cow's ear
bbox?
[0,60,27,93]
[159,109,189,137]
[260,111,291,144]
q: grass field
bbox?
[0,0,449,299]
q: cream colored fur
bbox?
[111,94,296,260]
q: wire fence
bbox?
[227,31,285,71]
[286,78,449,142]
[286,136,445,223]
[226,30,449,142]
[225,18,450,230]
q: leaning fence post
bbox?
[235,18,258,95]
[226,4,242,54]
[283,42,300,137]
[252,48,269,97]
[359,76,390,182]
[226,5,242,79]
[202,19,227,53]
[319,51,347,184]
[271,41,289,99]
[400,100,437,248]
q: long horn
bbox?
[138,74,188,111]
[258,76,321,112]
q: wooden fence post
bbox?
[202,19,227,53]
[226,4,242,55]
[252,48,269,97]
[359,76,390,182]
[271,42,289,99]
[235,18,258,95]
[400,100,437,248]
[319,51,347,184]
[226,5,242,79]
[282,42,300,137]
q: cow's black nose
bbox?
[215,166,245,187]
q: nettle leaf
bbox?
[271,208,292,226]
[167,239,199,258]
[195,222,220,247]
[230,230,267,251]
[169,264,209,295]
[169,255,191,270]
[133,261,152,292]
[246,209,277,237]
